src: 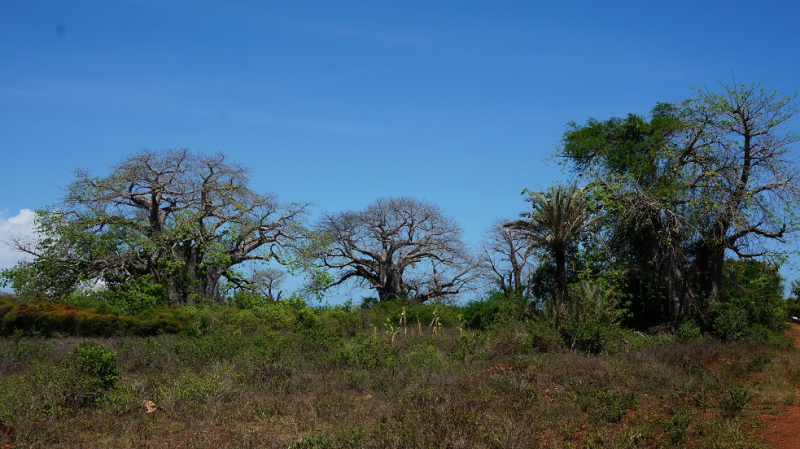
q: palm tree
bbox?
[506,183,598,324]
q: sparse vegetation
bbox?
[0,294,796,448]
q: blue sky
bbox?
[2,0,799,300]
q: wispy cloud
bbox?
[261,13,427,45]
[220,107,394,136]
[119,0,428,45]
[0,76,395,137]
[0,209,37,270]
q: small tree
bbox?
[506,184,599,323]
[480,219,536,297]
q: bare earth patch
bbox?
[757,324,800,448]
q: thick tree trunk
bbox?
[666,263,687,319]
[696,241,725,302]
[377,271,405,301]
[202,266,224,300]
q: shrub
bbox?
[64,342,121,406]
[561,323,607,354]
[0,297,17,322]
[719,387,751,419]
[231,291,265,310]
[362,299,461,330]
[122,308,191,335]
[96,274,168,316]
[661,412,691,445]
[173,329,250,367]
[710,303,749,341]
[674,319,702,343]
[333,334,394,369]
[564,280,626,327]
[720,259,787,334]
[317,306,360,337]
[524,319,564,353]
[0,300,191,337]
[462,291,529,330]
[577,385,634,424]
[2,302,116,336]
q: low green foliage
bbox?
[64,342,121,406]
[462,290,530,330]
[577,385,634,424]
[710,302,749,341]
[674,319,702,343]
[0,282,795,448]
[719,387,752,420]
[0,297,191,337]
[560,323,608,354]
[0,315,791,448]
[661,412,691,445]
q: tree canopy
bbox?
[2,149,307,305]
[317,197,478,303]
[1,81,797,333]
[560,82,799,321]
[506,184,599,322]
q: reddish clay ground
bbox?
[757,324,800,448]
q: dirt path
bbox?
[757,324,800,448]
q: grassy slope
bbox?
[1,314,798,449]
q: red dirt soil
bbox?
[757,324,800,448]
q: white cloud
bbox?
[0,209,37,270]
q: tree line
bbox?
[2,82,799,331]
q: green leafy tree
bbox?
[560,104,694,321]
[506,184,599,324]
[2,149,307,305]
[560,82,799,323]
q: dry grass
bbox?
[0,320,797,448]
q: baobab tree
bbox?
[481,219,536,296]
[3,149,307,305]
[318,197,478,303]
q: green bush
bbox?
[786,279,800,320]
[2,302,116,336]
[64,342,121,406]
[710,303,748,341]
[333,334,394,369]
[674,319,702,343]
[661,412,691,445]
[173,329,250,367]
[0,297,17,322]
[123,308,191,335]
[0,300,191,337]
[256,300,306,330]
[719,387,751,419]
[231,291,267,310]
[718,259,787,335]
[362,299,461,330]
[577,385,634,424]
[317,306,361,337]
[462,291,529,330]
[560,323,607,354]
[523,319,564,353]
[564,280,626,327]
